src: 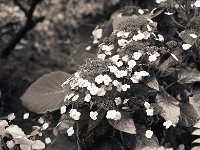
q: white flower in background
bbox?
[118,39,129,47]
[146,108,154,116]
[69,109,81,120]
[45,137,51,144]
[132,31,145,41]
[7,113,15,121]
[101,44,114,51]
[60,106,67,114]
[6,140,15,149]
[115,70,128,78]
[138,9,144,15]
[145,130,153,138]
[67,127,74,136]
[114,97,122,105]
[117,31,130,38]
[139,71,150,76]
[78,78,90,88]
[38,117,45,124]
[92,28,103,43]
[95,74,104,84]
[103,74,112,85]
[194,0,200,7]
[146,24,152,31]
[97,87,106,96]
[85,45,91,51]
[182,44,192,50]
[148,52,160,62]
[121,84,130,91]
[108,65,118,73]
[128,60,136,69]
[133,51,142,60]
[72,94,79,102]
[97,53,106,60]
[163,120,173,129]
[84,94,91,102]
[23,113,29,120]
[156,0,167,3]
[106,110,121,120]
[116,61,123,67]
[190,33,197,38]
[90,111,98,120]
[122,55,129,62]
[87,83,99,95]
[165,12,173,15]
[155,34,164,41]
[110,55,120,63]
[42,123,49,130]
[112,80,119,86]
[144,102,150,109]
[130,71,149,83]
[123,99,129,104]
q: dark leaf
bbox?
[156,91,180,125]
[190,93,200,115]
[21,71,71,114]
[57,114,75,134]
[108,112,136,134]
[146,77,159,91]
[88,109,106,132]
[135,125,159,150]
[179,103,199,127]
[178,68,200,83]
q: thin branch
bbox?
[13,0,28,17]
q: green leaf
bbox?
[156,91,180,125]
[178,68,200,83]
[108,113,136,134]
[179,103,199,127]
[135,125,159,150]
[146,77,159,91]
[88,109,106,132]
[21,71,71,114]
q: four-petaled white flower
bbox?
[23,113,29,120]
[128,60,136,69]
[101,44,114,52]
[103,74,112,85]
[67,127,74,136]
[132,31,145,41]
[112,80,120,86]
[87,83,99,95]
[145,130,153,138]
[95,74,104,84]
[148,52,160,62]
[45,137,51,144]
[190,34,197,39]
[131,71,149,83]
[194,0,200,7]
[106,110,121,120]
[121,84,130,91]
[116,61,123,67]
[72,94,79,102]
[144,102,150,109]
[122,55,129,62]
[78,78,91,88]
[110,55,120,63]
[60,106,67,114]
[69,109,81,120]
[117,31,130,38]
[133,51,142,60]
[146,108,154,116]
[118,39,129,47]
[97,54,106,60]
[7,113,15,121]
[84,94,91,102]
[90,111,98,120]
[182,44,192,50]
[114,97,122,105]
[97,87,106,96]
[163,120,173,129]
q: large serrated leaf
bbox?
[21,71,71,114]
[179,103,199,127]
[108,113,136,134]
[156,91,180,125]
[178,68,200,84]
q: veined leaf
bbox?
[156,91,180,125]
[146,77,159,91]
[108,113,136,134]
[179,103,199,127]
[21,71,72,114]
[178,68,200,83]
